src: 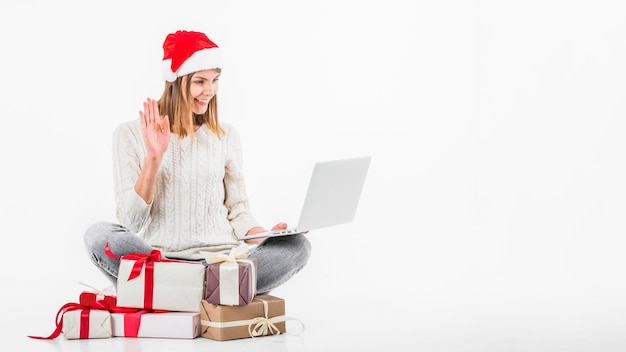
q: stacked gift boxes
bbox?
[29,242,300,341]
[198,244,293,340]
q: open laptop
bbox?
[239,155,372,240]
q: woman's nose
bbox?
[205,83,215,95]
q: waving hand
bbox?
[139,97,170,159]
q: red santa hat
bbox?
[161,30,222,82]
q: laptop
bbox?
[239,155,372,240]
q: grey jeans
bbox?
[83,222,312,295]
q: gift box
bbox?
[63,309,112,339]
[111,311,200,339]
[200,294,303,341]
[201,243,257,306]
[28,301,113,340]
[110,246,206,312]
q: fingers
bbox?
[147,98,155,125]
[140,99,149,128]
[271,222,288,231]
[151,98,160,125]
[140,98,160,126]
[161,115,170,133]
[143,100,150,125]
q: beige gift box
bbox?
[63,309,112,340]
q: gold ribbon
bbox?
[200,298,305,337]
[200,242,249,264]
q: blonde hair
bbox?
[157,69,225,139]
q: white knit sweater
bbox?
[112,119,260,260]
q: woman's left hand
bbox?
[270,222,288,232]
[244,222,288,244]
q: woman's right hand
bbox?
[139,98,170,160]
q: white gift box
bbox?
[63,309,112,339]
[111,312,200,339]
[116,257,206,312]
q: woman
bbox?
[83,30,311,295]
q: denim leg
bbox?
[247,234,312,295]
[83,222,154,285]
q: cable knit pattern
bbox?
[112,119,260,260]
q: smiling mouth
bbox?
[195,98,210,103]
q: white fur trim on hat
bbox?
[162,47,222,82]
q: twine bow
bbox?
[247,298,304,337]
[248,315,282,337]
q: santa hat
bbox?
[161,30,222,82]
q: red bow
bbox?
[80,291,117,307]
[28,299,112,340]
[104,243,164,280]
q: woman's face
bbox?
[190,69,220,114]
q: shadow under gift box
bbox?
[200,294,287,341]
[116,256,206,312]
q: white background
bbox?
[1,0,626,351]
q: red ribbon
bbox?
[80,309,90,339]
[124,310,148,337]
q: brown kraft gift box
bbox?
[200,294,286,341]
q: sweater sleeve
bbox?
[112,121,152,233]
[222,124,261,237]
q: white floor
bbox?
[12,282,626,352]
[7,222,626,352]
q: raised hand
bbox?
[139,98,170,160]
